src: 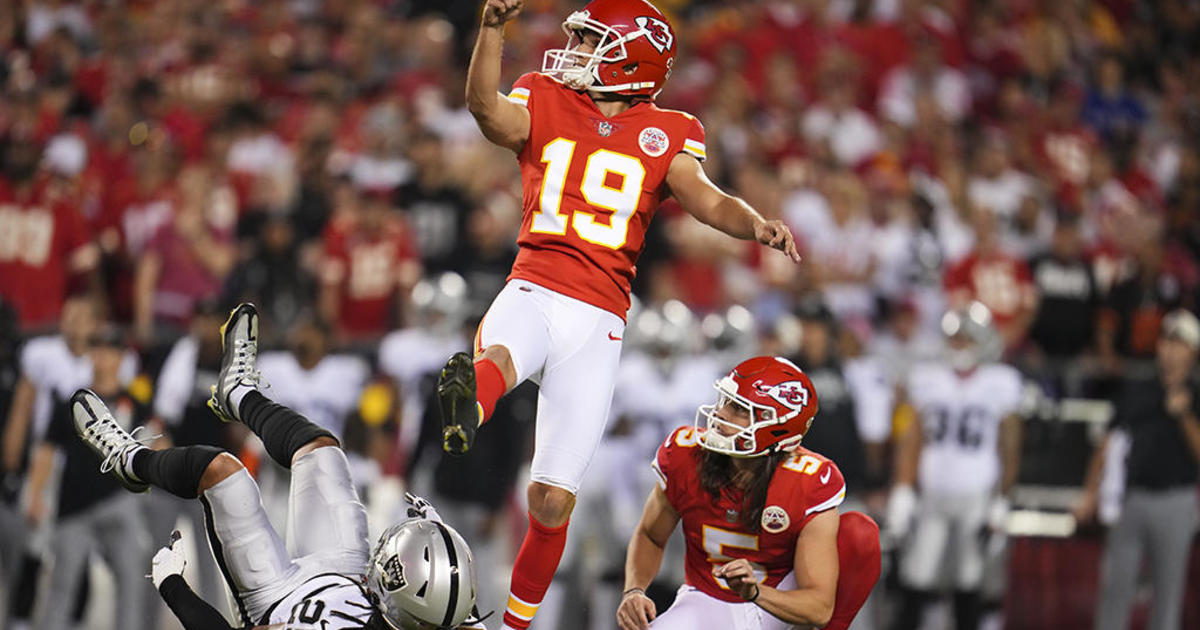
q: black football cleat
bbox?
[437,352,481,456]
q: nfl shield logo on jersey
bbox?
[382,555,406,591]
[761,506,791,533]
[597,120,614,137]
[639,126,669,157]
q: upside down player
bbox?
[440,2,801,628]
[619,357,881,630]
[72,303,485,629]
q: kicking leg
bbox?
[439,280,550,455]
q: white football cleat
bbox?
[207,302,262,423]
[72,388,149,493]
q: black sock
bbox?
[11,553,40,619]
[72,563,90,622]
[892,587,932,630]
[238,390,336,469]
[132,445,225,499]
[953,590,982,630]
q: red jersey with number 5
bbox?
[506,72,707,317]
[653,426,846,603]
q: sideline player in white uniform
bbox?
[379,272,473,468]
[72,303,485,629]
[887,302,1023,630]
[257,319,369,443]
[438,2,801,628]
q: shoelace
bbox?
[232,338,266,389]
[96,423,160,475]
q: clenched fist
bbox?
[482,0,524,27]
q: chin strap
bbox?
[455,605,494,629]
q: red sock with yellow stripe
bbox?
[502,512,569,629]
[474,358,505,425]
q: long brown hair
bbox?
[698,448,790,533]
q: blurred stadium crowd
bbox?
[1,0,1199,629]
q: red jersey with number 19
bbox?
[506,72,707,318]
[653,426,846,603]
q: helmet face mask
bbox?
[543,12,630,92]
[694,356,818,458]
[541,0,677,99]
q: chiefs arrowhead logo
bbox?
[752,379,810,410]
[635,16,673,54]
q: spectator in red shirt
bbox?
[945,208,1038,349]
[133,162,236,343]
[0,140,97,332]
[319,185,421,342]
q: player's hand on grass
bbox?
[150,530,187,588]
[617,588,657,630]
[716,558,762,602]
[754,219,801,263]
[482,0,523,27]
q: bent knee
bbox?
[199,452,244,492]
[477,345,517,387]
[527,482,576,527]
[291,436,340,464]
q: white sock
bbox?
[124,445,147,481]
[229,384,252,418]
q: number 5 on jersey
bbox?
[532,138,647,250]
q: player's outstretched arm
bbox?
[665,153,801,263]
[152,535,243,630]
[618,486,679,630]
[466,0,530,153]
[719,508,839,627]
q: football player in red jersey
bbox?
[618,356,881,630]
[441,2,802,629]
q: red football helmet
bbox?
[695,356,819,457]
[541,0,677,99]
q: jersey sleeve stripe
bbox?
[507,88,531,105]
[651,458,667,490]
[682,139,707,160]
[805,483,846,517]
